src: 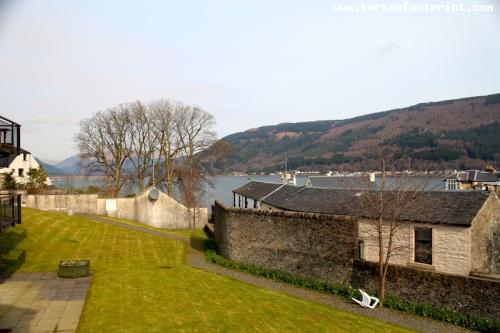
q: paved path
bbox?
[83,215,472,333]
[0,273,90,333]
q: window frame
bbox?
[414,227,433,265]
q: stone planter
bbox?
[58,259,90,278]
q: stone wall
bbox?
[97,189,208,229]
[22,187,208,229]
[22,194,98,214]
[470,192,500,274]
[351,260,500,321]
[214,201,358,283]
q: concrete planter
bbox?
[58,259,90,278]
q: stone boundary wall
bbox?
[214,200,500,321]
[23,194,98,214]
[213,201,358,283]
[351,260,500,321]
[22,189,208,229]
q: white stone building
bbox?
[0,149,52,186]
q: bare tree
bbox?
[75,99,217,207]
[150,99,182,195]
[128,101,159,192]
[74,106,132,197]
[176,105,216,229]
[348,147,431,304]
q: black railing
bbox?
[0,116,21,165]
[0,194,21,231]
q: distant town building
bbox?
[444,169,499,193]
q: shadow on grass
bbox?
[0,229,27,279]
[189,235,206,252]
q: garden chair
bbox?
[352,289,379,309]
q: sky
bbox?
[0,0,499,162]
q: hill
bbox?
[216,93,500,172]
[37,155,85,176]
[36,158,67,176]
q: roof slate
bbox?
[232,181,283,201]
[259,183,491,226]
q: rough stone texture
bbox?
[22,187,208,229]
[358,219,411,267]
[470,192,500,274]
[351,260,500,321]
[359,220,472,276]
[214,201,358,283]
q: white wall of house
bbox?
[358,219,472,276]
[0,152,52,186]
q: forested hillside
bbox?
[215,93,500,172]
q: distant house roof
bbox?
[306,176,367,189]
[446,170,499,183]
[232,181,283,201]
[472,170,499,182]
[260,183,491,226]
[306,175,442,191]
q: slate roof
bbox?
[306,175,442,191]
[232,181,283,201]
[306,176,367,189]
[446,170,499,183]
[473,171,498,182]
[261,184,491,226]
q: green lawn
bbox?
[96,215,207,239]
[0,208,413,333]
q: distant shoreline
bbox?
[50,175,107,179]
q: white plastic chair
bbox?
[352,289,379,309]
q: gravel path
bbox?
[82,215,472,333]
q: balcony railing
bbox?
[0,194,21,231]
[0,116,21,165]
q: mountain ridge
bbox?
[215,93,500,172]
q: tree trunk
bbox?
[378,229,385,304]
[378,272,386,304]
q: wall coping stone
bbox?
[214,200,358,223]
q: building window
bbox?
[18,168,24,177]
[446,179,458,191]
[414,227,432,265]
[23,153,27,161]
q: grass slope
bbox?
[0,209,412,333]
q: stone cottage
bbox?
[237,182,500,277]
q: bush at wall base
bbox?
[58,259,91,278]
[204,240,499,333]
